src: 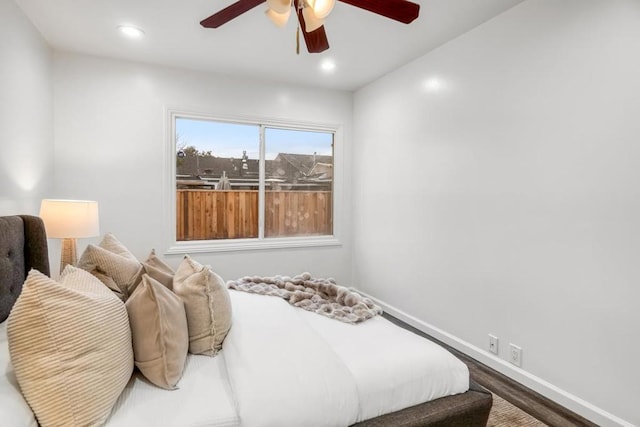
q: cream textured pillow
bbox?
[126,274,189,389]
[78,233,143,299]
[100,232,140,261]
[173,255,232,356]
[142,249,175,290]
[7,267,133,427]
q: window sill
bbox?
[164,235,342,255]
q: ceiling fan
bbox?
[200,0,420,54]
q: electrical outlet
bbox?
[488,334,499,354]
[509,344,522,367]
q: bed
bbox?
[0,215,493,426]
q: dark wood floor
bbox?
[382,313,598,427]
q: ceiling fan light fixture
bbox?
[302,7,324,32]
[266,0,291,14]
[265,7,291,27]
[200,0,420,54]
[307,0,335,19]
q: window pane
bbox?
[264,127,333,238]
[175,118,259,240]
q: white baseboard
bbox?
[353,288,634,427]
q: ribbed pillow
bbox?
[78,233,143,300]
[7,267,133,427]
[173,255,232,356]
[125,274,188,389]
[100,232,139,261]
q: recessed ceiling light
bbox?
[118,25,145,39]
[423,77,446,93]
[320,59,336,73]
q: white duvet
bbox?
[298,303,470,421]
[0,291,469,427]
[223,291,362,427]
[224,291,469,426]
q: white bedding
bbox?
[1,291,470,427]
[1,320,239,427]
[224,291,470,426]
[298,305,470,421]
[223,291,362,427]
[106,354,239,427]
[0,322,37,427]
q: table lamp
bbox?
[39,199,100,274]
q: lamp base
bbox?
[60,238,78,274]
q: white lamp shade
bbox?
[39,199,100,238]
[266,0,291,14]
[302,7,324,32]
[266,7,291,27]
[308,0,335,19]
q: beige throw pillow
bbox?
[173,255,232,356]
[125,274,189,389]
[78,233,143,300]
[143,249,175,290]
[7,267,133,427]
[100,232,140,261]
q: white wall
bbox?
[52,53,353,283]
[0,0,53,215]
[353,0,639,425]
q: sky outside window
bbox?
[176,118,333,159]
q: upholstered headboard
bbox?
[0,215,50,323]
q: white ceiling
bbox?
[14,0,525,91]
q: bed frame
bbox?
[0,214,493,426]
[0,215,50,323]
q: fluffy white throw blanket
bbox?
[227,273,382,324]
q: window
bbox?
[170,112,337,251]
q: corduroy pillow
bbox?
[142,249,175,290]
[125,274,189,389]
[173,255,232,356]
[7,267,133,427]
[77,233,143,300]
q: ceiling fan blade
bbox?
[200,0,265,28]
[338,0,420,24]
[296,6,330,53]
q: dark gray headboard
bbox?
[0,215,50,323]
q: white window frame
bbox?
[163,108,343,254]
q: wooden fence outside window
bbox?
[176,190,333,240]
